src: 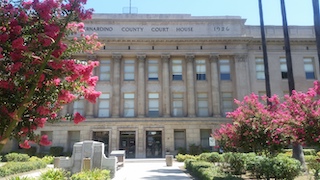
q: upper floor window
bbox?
[124,60,135,81]
[280,58,288,79]
[221,92,233,117]
[172,60,183,80]
[196,60,206,80]
[255,58,265,80]
[73,99,85,116]
[99,60,111,81]
[98,93,110,117]
[148,93,159,117]
[219,59,231,80]
[304,58,315,80]
[197,93,209,117]
[172,93,184,117]
[148,60,159,81]
[124,93,135,117]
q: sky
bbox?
[85,0,314,26]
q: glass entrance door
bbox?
[119,131,136,158]
[146,131,162,158]
[92,131,109,156]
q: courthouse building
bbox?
[6,14,319,158]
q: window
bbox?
[172,60,183,80]
[280,58,288,79]
[197,93,209,117]
[304,58,315,79]
[68,131,80,152]
[148,60,158,81]
[196,60,206,80]
[124,93,135,117]
[98,93,110,117]
[221,92,233,116]
[73,99,85,116]
[124,60,135,81]
[200,129,211,150]
[255,58,265,80]
[174,130,186,151]
[148,93,159,117]
[172,93,184,117]
[219,59,231,80]
[99,60,111,81]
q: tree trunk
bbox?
[292,143,306,171]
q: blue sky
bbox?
[85,0,313,26]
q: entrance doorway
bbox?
[119,131,136,158]
[146,131,162,158]
[92,131,109,156]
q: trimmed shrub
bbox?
[23,146,37,157]
[49,146,64,156]
[188,144,202,155]
[176,154,197,162]
[0,161,47,177]
[247,154,300,180]
[5,153,29,162]
[199,152,222,163]
[223,152,247,175]
[70,169,111,180]
[303,149,316,156]
[41,155,54,164]
[307,156,320,178]
[40,168,70,180]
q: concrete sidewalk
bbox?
[112,159,193,180]
[2,159,192,180]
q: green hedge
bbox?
[247,154,300,180]
[5,153,29,162]
[0,161,47,177]
[198,152,222,163]
[71,169,111,180]
[49,146,64,156]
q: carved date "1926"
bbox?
[213,26,230,32]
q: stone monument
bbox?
[54,140,118,177]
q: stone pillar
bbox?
[112,54,122,117]
[234,54,250,100]
[161,54,170,117]
[209,54,221,117]
[137,54,146,117]
[186,54,196,117]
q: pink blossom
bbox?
[19,140,31,149]
[74,112,85,124]
[39,135,52,146]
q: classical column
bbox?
[85,55,97,118]
[186,54,196,117]
[209,54,221,117]
[112,54,122,117]
[137,54,146,117]
[161,54,170,117]
[234,54,250,99]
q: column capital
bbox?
[161,54,170,63]
[209,53,219,63]
[234,54,248,62]
[112,54,122,62]
[185,54,195,63]
[137,54,146,62]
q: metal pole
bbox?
[313,0,320,66]
[280,0,295,94]
[258,0,272,103]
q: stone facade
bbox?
[4,14,317,158]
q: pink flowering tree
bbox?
[282,81,320,148]
[0,0,103,151]
[213,93,293,156]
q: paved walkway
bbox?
[2,159,193,180]
[113,159,193,180]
